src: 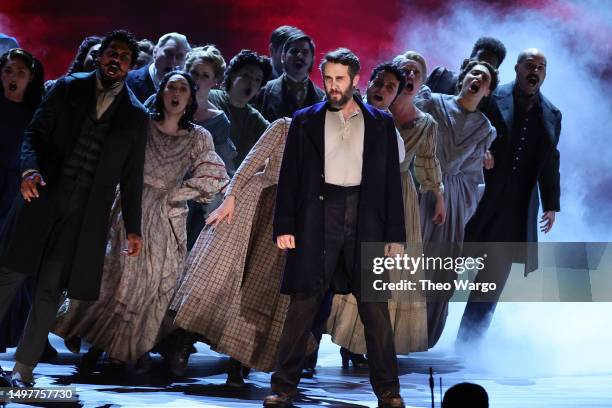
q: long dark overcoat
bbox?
[273,96,405,295]
[0,71,148,300]
[465,81,561,274]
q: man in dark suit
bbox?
[0,29,148,386]
[459,48,561,344]
[253,32,325,122]
[264,48,406,408]
[125,32,190,103]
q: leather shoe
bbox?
[263,392,293,407]
[134,352,152,374]
[0,366,10,387]
[78,346,103,374]
[300,367,315,378]
[10,372,34,388]
[377,392,405,408]
[166,329,196,377]
[225,358,245,388]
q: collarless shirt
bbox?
[324,107,364,186]
[95,73,124,119]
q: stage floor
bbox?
[2,303,612,407]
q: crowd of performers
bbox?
[0,26,560,408]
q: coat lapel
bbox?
[540,95,558,146]
[304,102,327,160]
[495,82,515,137]
[268,77,285,118]
[66,73,97,152]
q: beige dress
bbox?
[54,123,229,362]
[327,112,443,354]
[170,118,291,372]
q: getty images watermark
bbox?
[361,242,612,302]
[371,252,496,293]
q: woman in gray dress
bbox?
[419,60,497,245]
[54,71,229,371]
[418,60,498,347]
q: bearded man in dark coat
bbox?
[0,29,148,386]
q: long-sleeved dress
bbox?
[327,112,444,354]
[171,118,290,372]
[53,123,229,362]
[419,93,496,245]
[418,92,496,347]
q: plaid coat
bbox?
[171,118,290,371]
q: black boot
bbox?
[39,339,58,362]
[78,346,103,374]
[166,329,196,377]
[0,366,10,387]
[135,352,152,374]
[300,348,317,378]
[340,347,368,368]
[225,358,245,388]
[64,336,82,354]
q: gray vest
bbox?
[61,92,122,187]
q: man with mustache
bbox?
[459,48,561,345]
[265,48,406,408]
[268,25,303,80]
[126,32,191,103]
[0,29,148,387]
[254,32,325,122]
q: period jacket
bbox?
[252,74,325,122]
[126,63,156,103]
[0,71,148,300]
[425,66,459,95]
[273,96,405,295]
[465,81,561,274]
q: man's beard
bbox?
[99,64,125,88]
[326,86,353,110]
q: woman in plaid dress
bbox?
[170,118,291,386]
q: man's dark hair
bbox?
[0,48,45,111]
[470,37,506,67]
[269,25,303,51]
[151,70,198,130]
[369,62,406,97]
[442,382,488,408]
[67,35,102,74]
[456,60,499,94]
[138,39,155,55]
[223,49,272,92]
[282,33,316,72]
[99,29,139,67]
[319,48,360,79]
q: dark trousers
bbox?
[0,184,88,368]
[302,290,333,370]
[457,243,514,344]
[271,184,399,398]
